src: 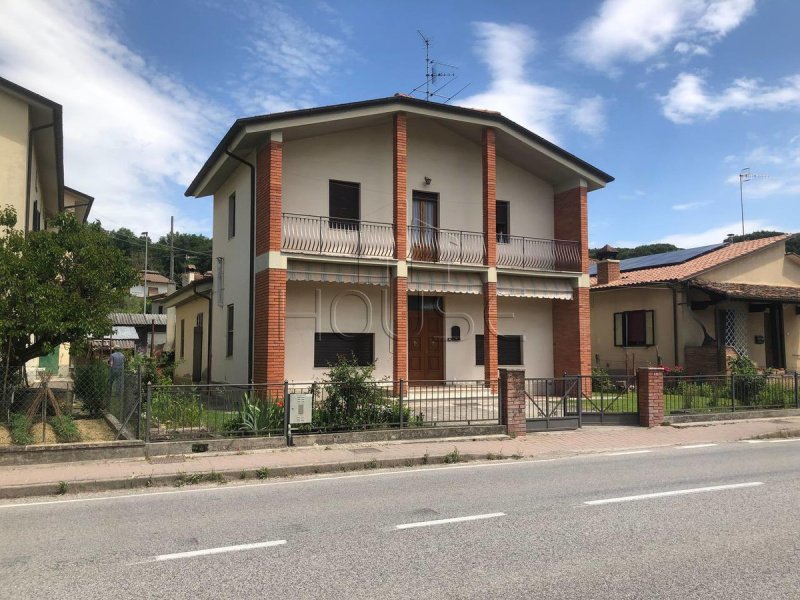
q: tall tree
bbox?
[0,207,137,364]
[148,231,212,277]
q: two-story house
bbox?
[186,95,612,385]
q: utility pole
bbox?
[141,231,149,315]
[169,216,175,285]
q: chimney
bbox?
[597,259,621,284]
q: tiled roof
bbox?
[109,312,168,326]
[591,235,791,289]
[139,271,172,284]
[691,280,800,302]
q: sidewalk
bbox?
[2,416,799,499]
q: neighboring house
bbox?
[130,270,175,299]
[590,235,800,375]
[185,95,613,384]
[96,312,169,355]
[0,76,93,374]
[163,276,212,383]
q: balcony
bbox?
[282,213,395,259]
[496,235,581,272]
[407,226,486,266]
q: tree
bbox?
[0,206,137,365]
[149,231,212,277]
[590,243,680,260]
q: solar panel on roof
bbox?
[589,243,725,276]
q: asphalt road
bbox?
[1,439,799,599]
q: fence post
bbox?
[283,381,292,447]
[145,382,152,443]
[42,378,48,444]
[795,372,799,409]
[398,379,404,429]
[576,375,582,429]
[730,373,736,412]
[637,367,664,427]
[136,365,142,439]
[499,369,526,437]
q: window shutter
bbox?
[614,313,624,347]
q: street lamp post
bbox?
[141,231,148,315]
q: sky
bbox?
[1,0,798,248]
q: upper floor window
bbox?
[496,201,510,243]
[329,180,360,229]
[226,304,235,357]
[228,192,236,239]
[614,310,655,347]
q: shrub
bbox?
[73,362,110,416]
[591,367,616,393]
[49,415,81,443]
[150,387,205,429]
[729,356,766,406]
[10,413,33,445]
[757,380,794,408]
[224,393,284,435]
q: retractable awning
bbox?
[287,261,390,286]
[408,270,483,294]
[497,275,573,300]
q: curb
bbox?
[0,452,492,500]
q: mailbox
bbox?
[289,393,313,424]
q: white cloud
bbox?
[661,73,800,123]
[0,0,231,236]
[672,201,711,210]
[659,219,779,247]
[569,0,755,72]
[457,22,605,142]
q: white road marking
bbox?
[603,450,652,456]
[677,443,718,449]
[396,512,505,530]
[144,540,286,563]
[742,438,800,444]
[585,481,764,506]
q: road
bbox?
[1,439,799,599]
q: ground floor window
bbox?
[314,332,374,367]
[475,334,523,366]
[614,310,654,347]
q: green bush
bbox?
[729,356,766,406]
[49,415,81,443]
[73,362,109,416]
[757,380,794,407]
[150,387,205,429]
[10,413,33,445]
[224,393,284,435]
[591,367,617,393]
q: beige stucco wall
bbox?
[407,118,483,233]
[498,296,554,378]
[211,159,253,383]
[784,304,800,372]
[285,281,393,382]
[444,294,484,381]
[173,296,210,383]
[591,286,676,371]
[283,122,393,223]
[496,156,554,240]
[704,242,800,286]
[0,89,29,230]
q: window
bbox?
[496,201,510,243]
[32,201,41,232]
[228,192,236,238]
[180,319,185,358]
[314,333,374,367]
[329,180,360,229]
[475,335,523,365]
[196,313,203,328]
[226,304,234,357]
[614,310,655,347]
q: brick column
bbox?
[483,128,498,388]
[392,276,407,383]
[253,136,286,385]
[552,185,591,380]
[484,282,498,386]
[500,369,526,437]
[637,367,664,427]
[393,113,408,385]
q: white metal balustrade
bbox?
[496,235,581,272]
[407,226,486,265]
[282,213,395,259]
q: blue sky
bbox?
[1,0,798,248]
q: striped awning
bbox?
[287,261,390,286]
[497,275,573,300]
[408,269,483,294]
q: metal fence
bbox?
[581,374,639,425]
[664,373,800,414]
[145,380,500,441]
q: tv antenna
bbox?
[409,31,470,103]
[738,167,769,235]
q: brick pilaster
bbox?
[392,275,407,383]
[500,369,526,437]
[484,281,498,387]
[637,367,664,427]
[256,139,283,254]
[482,127,496,267]
[393,113,407,259]
[552,185,591,380]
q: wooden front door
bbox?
[408,296,445,383]
[764,304,786,369]
[409,192,439,262]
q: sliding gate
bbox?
[579,375,639,425]
[525,377,582,431]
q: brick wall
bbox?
[256,140,283,255]
[393,275,407,382]
[637,367,664,427]
[482,127,496,267]
[393,112,407,259]
[484,282,498,387]
[500,369,526,437]
[684,346,724,375]
[596,260,620,285]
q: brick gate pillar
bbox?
[253,133,286,385]
[500,369,526,437]
[637,367,664,427]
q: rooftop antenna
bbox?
[738,167,769,236]
[409,31,469,103]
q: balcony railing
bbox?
[496,235,581,272]
[282,213,395,259]
[407,226,486,265]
